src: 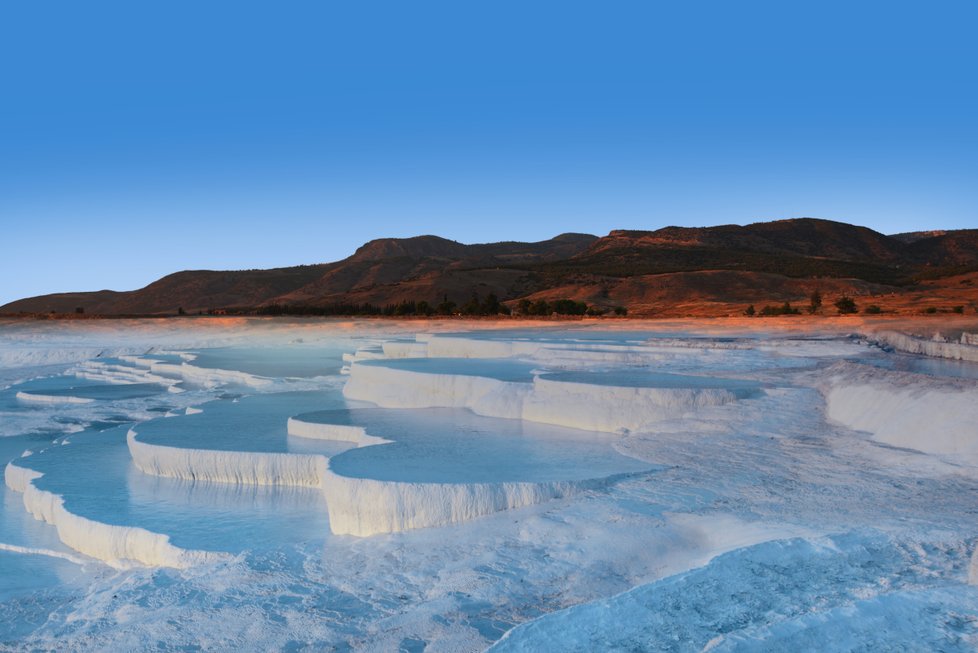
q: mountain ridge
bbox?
[4,219,977,317]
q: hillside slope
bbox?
[4,219,976,316]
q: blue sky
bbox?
[1,1,975,305]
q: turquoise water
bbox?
[0,433,90,617]
[13,426,330,554]
[438,329,683,343]
[857,352,978,381]
[2,326,976,650]
[18,382,166,401]
[323,407,653,483]
[134,390,353,455]
[540,369,761,390]
[4,371,167,399]
[188,345,347,378]
[356,357,539,382]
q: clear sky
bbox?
[1,1,975,305]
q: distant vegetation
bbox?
[254,294,616,318]
[458,293,510,316]
[911,264,978,283]
[744,302,801,317]
[531,246,913,286]
[758,302,801,316]
[7,219,978,318]
[256,303,384,317]
[917,306,967,315]
[835,295,858,314]
[745,302,803,317]
[808,289,822,315]
[516,298,587,316]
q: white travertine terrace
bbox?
[342,360,750,433]
[524,376,742,433]
[120,354,274,388]
[320,469,620,537]
[823,362,978,459]
[127,429,327,487]
[342,362,530,418]
[29,329,967,571]
[873,330,978,363]
[15,391,95,404]
[4,460,227,569]
[286,417,392,447]
[128,420,630,537]
[381,341,429,358]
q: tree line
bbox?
[745,290,860,317]
[256,294,626,317]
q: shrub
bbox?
[953,305,965,314]
[835,295,858,314]
[864,304,882,314]
[924,306,938,314]
[744,304,756,317]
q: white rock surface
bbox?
[874,330,978,362]
[127,429,327,487]
[5,461,226,568]
[342,362,530,419]
[15,391,95,404]
[321,468,613,537]
[344,361,747,433]
[824,363,978,460]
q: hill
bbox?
[3,219,977,317]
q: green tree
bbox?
[808,289,822,315]
[834,295,858,314]
[393,300,416,316]
[759,302,800,316]
[532,300,550,316]
[461,292,482,315]
[744,304,756,316]
[436,295,457,315]
[552,299,587,315]
[481,293,501,315]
